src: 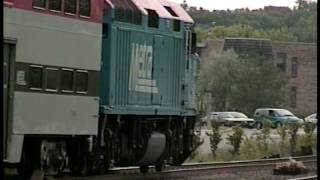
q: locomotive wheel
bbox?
[17,139,41,178]
[68,140,93,176]
[70,155,89,176]
[155,164,164,172]
[18,148,34,178]
[139,165,149,173]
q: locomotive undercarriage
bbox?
[18,115,197,176]
[89,114,197,174]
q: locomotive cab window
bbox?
[29,65,43,90]
[75,70,88,94]
[103,23,109,39]
[32,0,46,9]
[64,0,77,14]
[173,20,181,32]
[191,32,197,54]
[49,0,62,11]
[164,6,178,17]
[79,0,91,17]
[61,69,74,92]
[45,68,59,92]
[146,9,159,28]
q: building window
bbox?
[146,9,159,28]
[32,0,46,9]
[29,65,43,90]
[276,52,286,72]
[64,0,77,14]
[291,57,298,78]
[290,86,297,108]
[49,0,62,11]
[61,69,74,92]
[79,0,91,17]
[45,68,59,92]
[75,70,88,93]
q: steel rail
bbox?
[287,175,318,180]
[55,155,317,180]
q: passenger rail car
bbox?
[3,0,199,176]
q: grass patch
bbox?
[186,132,317,163]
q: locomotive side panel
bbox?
[101,25,185,115]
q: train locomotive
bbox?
[3,0,199,176]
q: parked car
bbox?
[253,108,304,129]
[304,113,317,124]
[213,112,254,127]
[200,112,222,126]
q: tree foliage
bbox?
[199,50,289,115]
[189,0,317,43]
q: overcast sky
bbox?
[170,0,317,10]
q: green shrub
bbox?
[255,120,273,157]
[297,122,317,155]
[276,124,288,156]
[239,135,260,159]
[227,125,244,156]
[206,121,222,158]
[288,123,301,155]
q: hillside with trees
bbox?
[182,0,317,43]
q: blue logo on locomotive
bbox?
[129,43,158,94]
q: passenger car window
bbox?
[29,66,43,90]
[49,0,62,11]
[79,0,91,17]
[32,0,46,9]
[64,0,77,14]
[45,68,59,92]
[61,69,74,92]
[75,70,88,93]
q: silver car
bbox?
[216,112,254,126]
[305,113,317,124]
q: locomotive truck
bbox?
[3,0,199,176]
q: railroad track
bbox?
[34,155,317,180]
[287,175,318,180]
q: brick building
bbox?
[198,38,317,117]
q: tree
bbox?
[181,0,188,10]
[198,50,239,111]
[188,1,317,43]
[199,50,289,115]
